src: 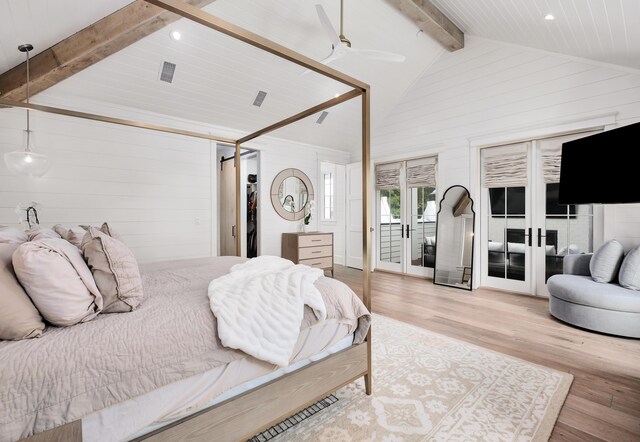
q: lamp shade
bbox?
[4,151,50,177]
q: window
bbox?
[320,162,336,222]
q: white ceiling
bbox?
[0,0,445,152]
[431,0,640,69]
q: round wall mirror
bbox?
[271,168,314,221]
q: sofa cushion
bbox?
[590,240,624,283]
[548,274,640,313]
[619,245,640,291]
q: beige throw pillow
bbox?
[80,222,124,243]
[53,224,88,248]
[13,238,103,326]
[0,226,28,244]
[27,225,62,242]
[81,227,143,313]
[0,244,45,340]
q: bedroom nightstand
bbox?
[282,232,334,277]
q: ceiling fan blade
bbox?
[315,4,341,47]
[348,47,406,63]
[300,50,344,76]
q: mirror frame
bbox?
[433,185,475,291]
[270,168,314,221]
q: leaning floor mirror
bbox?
[433,185,475,290]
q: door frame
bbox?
[470,114,615,293]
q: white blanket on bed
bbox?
[208,256,326,367]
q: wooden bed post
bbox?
[235,141,242,257]
[362,87,372,395]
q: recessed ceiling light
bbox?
[334,93,340,98]
[170,30,182,41]
[544,14,555,21]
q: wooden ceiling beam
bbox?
[384,0,464,51]
[0,0,216,102]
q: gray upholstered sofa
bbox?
[548,253,640,338]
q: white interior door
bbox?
[346,162,363,269]
[219,157,237,256]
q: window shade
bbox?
[538,131,601,184]
[375,162,401,189]
[481,144,528,188]
[406,157,437,188]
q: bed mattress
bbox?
[83,323,354,441]
[0,257,370,441]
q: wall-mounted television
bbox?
[559,122,640,204]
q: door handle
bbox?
[537,228,546,247]
[400,224,404,239]
[525,227,532,247]
[406,224,410,239]
[232,225,236,238]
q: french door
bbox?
[481,133,598,296]
[377,159,437,277]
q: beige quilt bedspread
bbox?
[0,257,370,441]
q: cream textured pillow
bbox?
[590,239,625,283]
[81,227,143,313]
[0,226,28,244]
[27,225,62,242]
[13,238,103,326]
[619,245,640,291]
[80,222,124,243]
[53,224,88,248]
[0,244,45,340]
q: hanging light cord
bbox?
[25,47,31,153]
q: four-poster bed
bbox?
[2,1,372,440]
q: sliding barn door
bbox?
[219,158,237,256]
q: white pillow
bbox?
[0,226,28,244]
[508,242,526,254]
[558,244,580,256]
[488,241,503,252]
[619,245,640,290]
[13,238,103,326]
[546,245,556,255]
[590,239,624,283]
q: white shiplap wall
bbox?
[374,36,640,250]
[0,95,349,262]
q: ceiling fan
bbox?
[306,0,406,72]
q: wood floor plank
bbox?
[334,266,640,442]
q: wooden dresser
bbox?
[282,232,334,277]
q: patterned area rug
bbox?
[275,314,572,441]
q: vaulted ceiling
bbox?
[431,0,640,70]
[0,0,445,152]
[1,0,638,154]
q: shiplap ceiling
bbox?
[431,0,640,69]
[0,0,445,152]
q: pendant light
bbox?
[3,44,51,177]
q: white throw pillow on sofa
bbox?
[619,245,640,291]
[590,239,624,283]
[13,238,103,326]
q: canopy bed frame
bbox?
[1,1,372,440]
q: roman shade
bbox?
[538,131,601,184]
[481,143,529,188]
[375,162,401,189]
[406,157,437,188]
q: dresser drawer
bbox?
[298,245,332,260]
[299,256,333,270]
[298,234,333,247]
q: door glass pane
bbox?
[410,186,437,268]
[488,186,526,280]
[544,183,593,282]
[379,189,401,264]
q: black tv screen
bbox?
[559,123,640,204]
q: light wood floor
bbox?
[334,266,640,442]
